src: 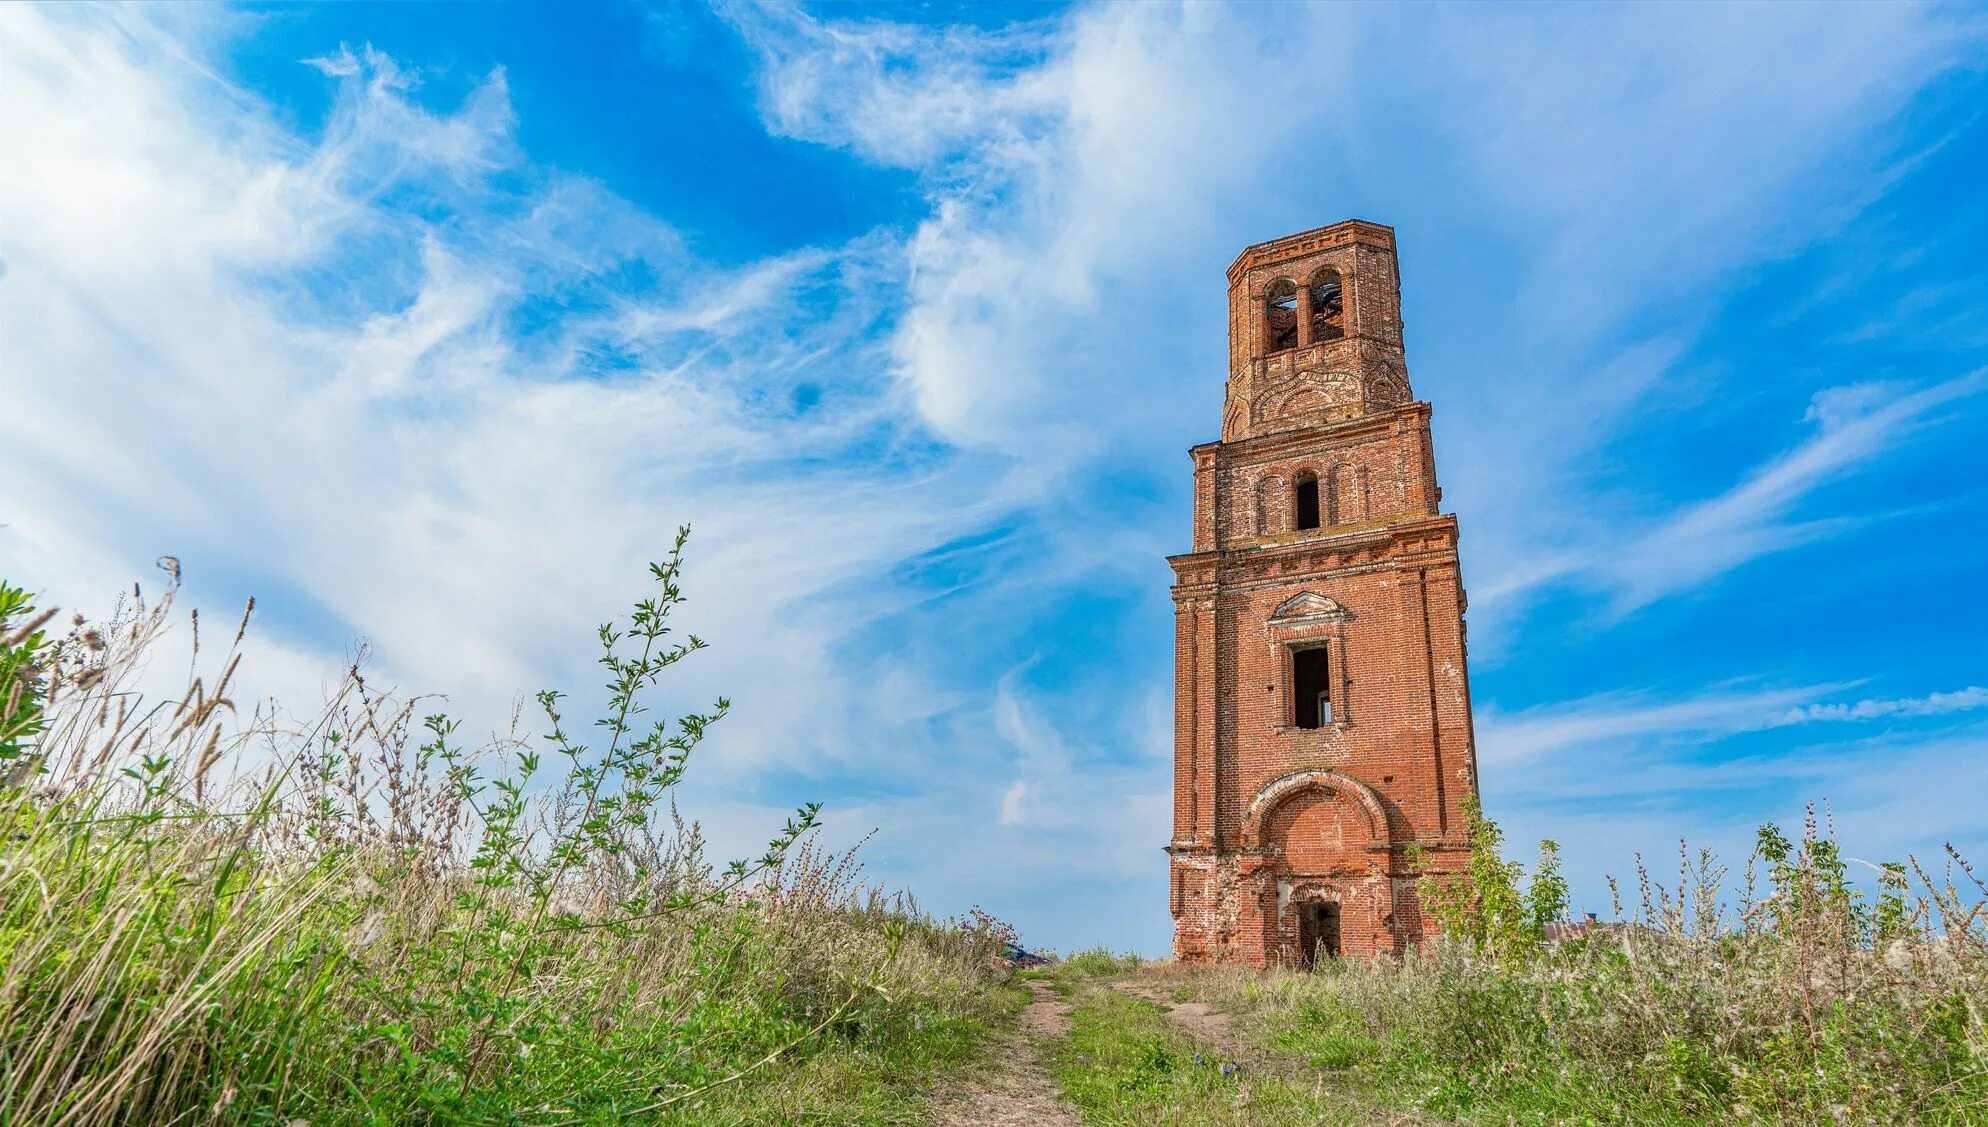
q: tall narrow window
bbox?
[1294,472,1320,530]
[1308,267,1345,343]
[1266,279,1300,352]
[1293,646,1331,728]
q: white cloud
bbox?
[5,1,1984,954]
[1474,372,1988,614]
[725,1,1062,169]
[1479,682,1988,769]
[723,2,1303,453]
[1397,7,1963,345]
[726,2,1984,631]
[998,780,1027,826]
[0,4,990,775]
[1776,686,1988,725]
[1606,374,1985,610]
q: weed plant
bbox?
[1157,800,1988,1124]
[0,536,1015,1125]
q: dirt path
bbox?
[924,979,1082,1127]
[1108,978,1278,1074]
[1110,976,1441,1125]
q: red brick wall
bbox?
[1169,220,1478,967]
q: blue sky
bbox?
[3,2,1986,954]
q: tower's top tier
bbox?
[1220,219,1413,442]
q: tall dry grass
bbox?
[1152,809,1988,1124]
[0,539,1016,1125]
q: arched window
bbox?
[1265,279,1300,353]
[1308,267,1345,344]
[1293,472,1320,531]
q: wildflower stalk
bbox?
[0,538,1003,1123]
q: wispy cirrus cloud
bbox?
[1778,687,1988,724]
[1609,377,1982,611]
[0,3,992,770]
[1480,682,1988,769]
[4,0,1985,955]
[1477,372,1988,615]
[724,1,1986,627]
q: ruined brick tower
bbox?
[1167,219,1478,966]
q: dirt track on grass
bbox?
[924,979,1081,1127]
[1108,977,1276,1074]
[1111,972,1442,1126]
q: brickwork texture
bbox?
[1168,219,1480,967]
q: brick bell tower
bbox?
[1166,219,1478,966]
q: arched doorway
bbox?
[1243,771,1395,962]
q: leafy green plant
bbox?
[0,537,1019,1124]
[0,581,56,768]
[1420,794,1565,960]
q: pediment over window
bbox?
[1269,592,1350,623]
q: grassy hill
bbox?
[0,542,1019,1124]
[3,546,1982,1124]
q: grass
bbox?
[0,540,1022,1125]
[1041,963,1393,1126]
[1149,818,1988,1126]
[1043,947,1143,985]
[8,543,1983,1125]
[1042,802,1988,1126]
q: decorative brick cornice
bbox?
[1211,401,1431,469]
[1235,515,1457,571]
[1169,523,1461,599]
[1226,219,1397,285]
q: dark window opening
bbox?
[1298,902,1341,967]
[1266,279,1299,352]
[1308,268,1345,343]
[1293,646,1331,728]
[1294,473,1320,530]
